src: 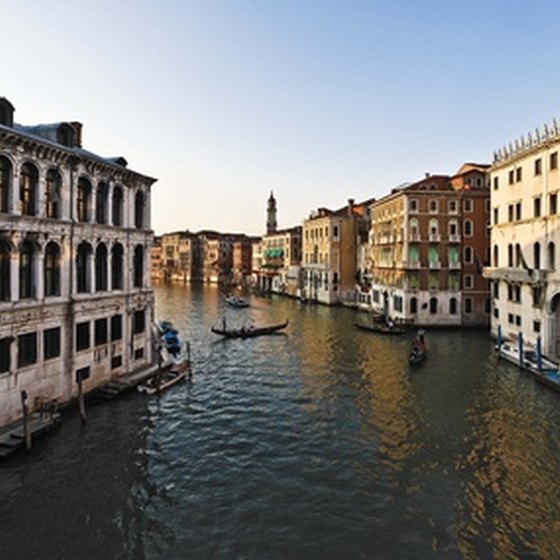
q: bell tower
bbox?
[266,191,277,234]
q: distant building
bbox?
[485,122,560,356]
[0,97,156,428]
[158,231,201,282]
[369,164,490,326]
[301,199,371,305]
[257,226,302,296]
[232,236,256,286]
[151,236,163,280]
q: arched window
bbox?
[464,219,473,237]
[20,163,38,216]
[112,186,123,226]
[429,297,438,314]
[548,242,556,270]
[429,218,438,238]
[450,297,457,314]
[0,239,10,301]
[95,244,108,291]
[409,218,419,238]
[493,245,499,267]
[44,242,60,297]
[515,244,522,267]
[19,240,34,299]
[111,243,124,290]
[133,245,144,288]
[45,169,62,219]
[448,219,458,238]
[96,182,108,224]
[464,246,473,263]
[134,191,144,228]
[76,242,92,293]
[77,177,92,222]
[0,156,12,213]
[534,242,541,270]
[410,297,418,314]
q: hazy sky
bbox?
[2,0,560,235]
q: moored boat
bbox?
[497,341,560,392]
[226,296,250,308]
[211,320,289,339]
[354,323,407,335]
[137,368,187,395]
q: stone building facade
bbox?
[256,226,302,296]
[485,121,560,357]
[159,231,201,282]
[369,164,490,326]
[301,199,371,305]
[0,98,156,427]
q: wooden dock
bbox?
[0,355,192,463]
[91,358,191,400]
[0,412,61,461]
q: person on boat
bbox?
[417,328,426,347]
[222,316,227,330]
[386,317,394,330]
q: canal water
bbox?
[2,283,560,559]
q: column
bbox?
[34,250,44,300]
[88,250,95,293]
[10,250,19,303]
[107,183,113,227]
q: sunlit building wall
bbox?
[485,122,560,356]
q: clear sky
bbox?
[2,0,560,235]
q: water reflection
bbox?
[1,284,560,558]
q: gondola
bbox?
[409,329,427,366]
[211,320,289,339]
[409,344,427,365]
[354,323,407,335]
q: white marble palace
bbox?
[485,119,560,358]
[0,98,156,427]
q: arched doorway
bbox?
[549,293,560,358]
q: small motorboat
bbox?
[154,320,191,367]
[497,342,559,374]
[226,296,250,308]
[211,320,289,339]
[138,368,187,395]
[497,341,560,393]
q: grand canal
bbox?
[2,283,560,559]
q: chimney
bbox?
[71,122,83,147]
[425,172,430,178]
[0,98,15,127]
[348,198,355,216]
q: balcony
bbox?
[403,260,421,269]
[448,234,461,243]
[429,260,441,269]
[429,234,441,243]
[482,266,548,284]
[448,261,461,270]
[408,233,421,243]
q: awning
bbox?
[265,249,284,258]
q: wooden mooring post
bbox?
[21,390,31,451]
[76,369,87,425]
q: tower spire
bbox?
[266,191,277,234]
